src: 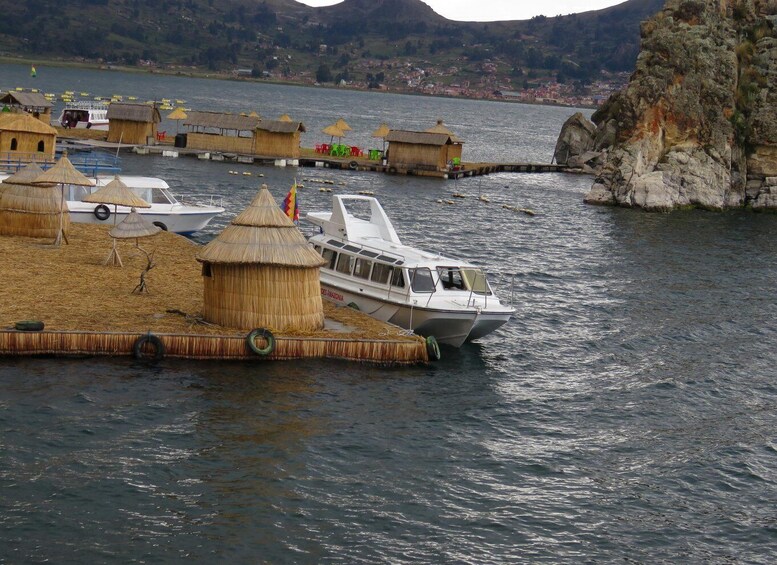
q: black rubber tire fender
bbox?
[246,328,275,356]
[15,320,44,331]
[152,221,168,231]
[94,204,110,221]
[133,333,165,361]
[425,335,441,361]
[348,160,358,170]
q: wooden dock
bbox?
[60,138,570,179]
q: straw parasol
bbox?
[322,123,346,144]
[335,118,352,132]
[81,175,151,266]
[196,184,326,331]
[371,122,390,153]
[167,106,187,134]
[31,153,94,246]
[426,119,462,142]
[278,113,292,122]
[107,207,161,268]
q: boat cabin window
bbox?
[359,250,379,258]
[327,239,344,247]
[461,268,492,295]
[410,268,435,293]
[390,267,405,288]
[343,244,360,253]
[336,253,355,275]
[150,189,170,204]
[353,258,372,279]
[438,267,465,290]
[322,248,337,270]
[371,262,393,285]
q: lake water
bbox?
[1,63,776,563]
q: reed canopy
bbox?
[197,184,326,332]
[0,162,69,239]
[335,118,352,132]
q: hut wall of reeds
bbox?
[184,111,260,153]
[0,92,53,123]
[0,113,57,163]
[0,164,69,239]
[106,103,161,144]
[197,185,326,332]
[385,130,463,171]
[253,120,305,158]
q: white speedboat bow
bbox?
[305,194,514,347]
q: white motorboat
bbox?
[56,101,109,130]
[0,173,224,235]
[305,194,515,347]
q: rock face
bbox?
[579,0,777,211]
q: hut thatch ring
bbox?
[246,328,275,356]
[15,320,45,332]
[425,336,441,361]
[133,333,165,361]
[94,204,111,221]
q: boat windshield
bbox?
[437,267,492,295]
[410,268,436,293]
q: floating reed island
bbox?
[0,167,430,365]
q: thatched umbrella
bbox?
[82,175,151,266]
[0,162,69,239]
[322,123,346,145]
[31,153,94,246]
[371,122,390,154]
[196,184,326,331]
[335,117,352,132]
[278,113,292,122]
[426,119,462,142]
[107,207,161,268]
[166,106,187,134]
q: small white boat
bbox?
[305,195,515,347]
[56,101,109,130]
[0,173,224,235]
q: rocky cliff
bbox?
[576,0,777,211]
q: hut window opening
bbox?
[390,267,406,289]
[371,262,393,285]
[322,248,337,270]
[336,253,355,275]
[353,258,372,280]
[202,263,212,278]
[37,140,45,152]
[10,138,17,151]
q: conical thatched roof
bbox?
[109,208,161,239]
[167,106,187,120]
[426,119,462,142]
[32,154,94,187]
[278,113,292,122]
[2,162,47,185]
[82,175,151,208]
[335,118,352,131]
[371,123,390,139]
[197,184,326,267]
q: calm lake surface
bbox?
[1,63,776,563]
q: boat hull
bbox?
[68,205,222,235]
[320,282,512,347]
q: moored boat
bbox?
[56,101,109,130]
[305,194,515,347]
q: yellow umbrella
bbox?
[278,113,292,122]
[322,123,346,144]
[248,111,260,118]
[371,122,390,153]
[32,153,94,246]
[167,106,187,134]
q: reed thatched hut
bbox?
[0,91,53,124]
[0,162,69,239]
[106,103,162,144]
[196,184,326,331]
[184,111,261,153]
[254,119,306,158]
[0,112,57,165]
[385,123,463,172]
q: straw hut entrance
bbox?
[196,184,326,331]
[253,119,306,158]
[0,91,53,124]
[0,162,69,239]
[0,112,57,167]
[384,129,464,172]
[106,103,162,145]
[184,111,261,154]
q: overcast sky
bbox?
[295,0,627,22]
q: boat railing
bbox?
[174,193,225,208]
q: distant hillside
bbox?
[0,0,665,91]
